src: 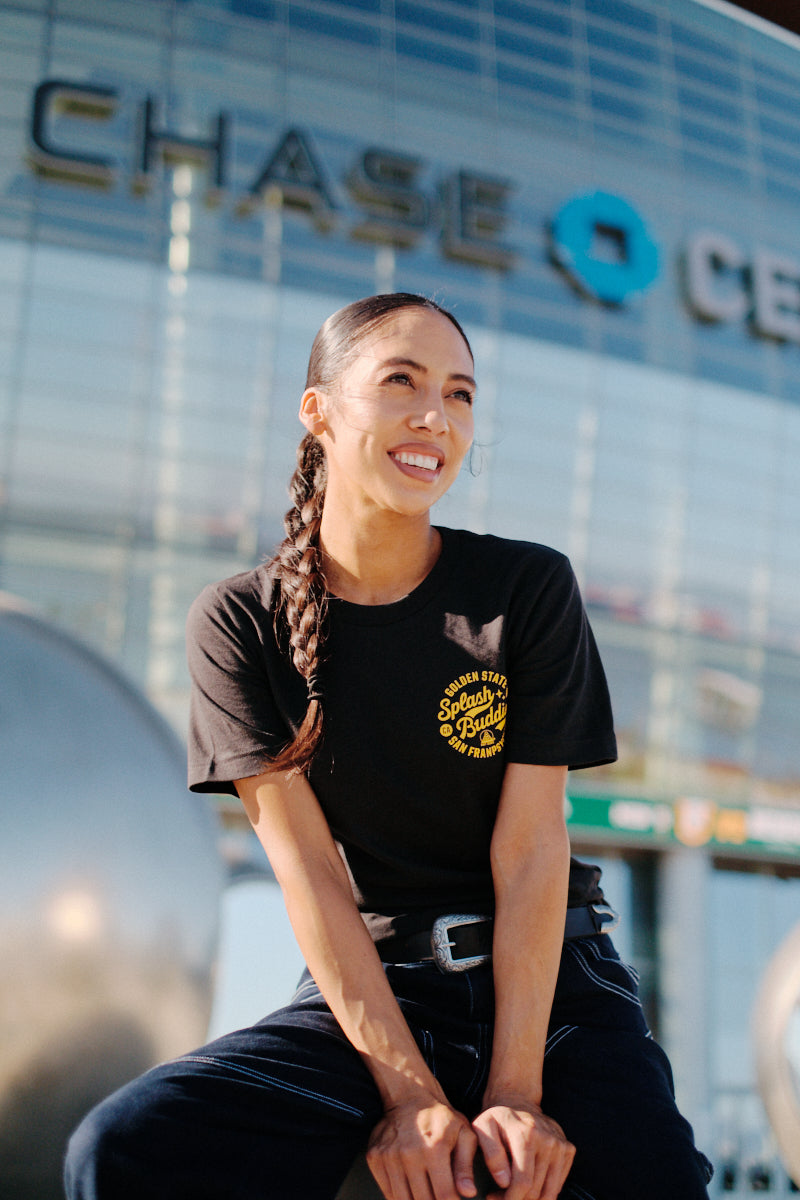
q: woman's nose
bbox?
[411,397,448,434]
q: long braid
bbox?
[269,432,328,773]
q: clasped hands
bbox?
[366,1093,575,1200]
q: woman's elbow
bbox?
[489,817,570,893]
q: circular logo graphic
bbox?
[437,671,508,758]
[551,191,659,305]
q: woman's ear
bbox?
[299,387,327,436]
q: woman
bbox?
[65,293,712,1200]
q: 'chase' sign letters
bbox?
[27,78,800,348]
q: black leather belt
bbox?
[375,904,618,973]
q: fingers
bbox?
[368,1145,432,1200]
[508,1142,572,1200]
[474,1105,575,1200]
[504,1141,575,1200]
[366,1109,478,1200]
[483,1153,573,1200]
[537,1152,576,1200]
[452,1124,478,1198]
[368,1154,474,1200]
[473,1117,512,1193]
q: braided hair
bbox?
[268,293,472,774]
[268,432,328,772]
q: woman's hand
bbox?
[472,1102,575,1200]
[367,1093,479,1200]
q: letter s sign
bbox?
[551,191,659,305]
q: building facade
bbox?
[1,0,799,1190]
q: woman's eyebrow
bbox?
[378,356,477,388]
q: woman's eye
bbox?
[452,389,474,405]
[386,372,412,385]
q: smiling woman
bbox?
[269,295,477,773]
[66,293,713,1200]
[297,303,475,581]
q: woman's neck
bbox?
[319,512,441,606]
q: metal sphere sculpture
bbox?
[0,595,224,1200]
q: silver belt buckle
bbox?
[431,914,491,973]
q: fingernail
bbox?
[496,1169,511,1187]
[457,1181,476,1198]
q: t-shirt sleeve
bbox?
[503,552,617,770]
[186,582,292,794]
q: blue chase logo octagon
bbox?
[551,190,660,305]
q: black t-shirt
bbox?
[187,528,616,935]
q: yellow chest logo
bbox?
[437,671,508,758]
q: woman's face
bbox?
[301,307,475,520]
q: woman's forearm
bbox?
[236,770,445,1111]
[281,852,447,1108]
[483,765,571,1109]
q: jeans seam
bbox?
[421,1028,436,1078]
[565,942,642,1008]
[178,1055,368,1119]
[583,938,641,987]
[544,1024,578,1058]
[565,1184,598,1199]
[464,1021,489,1100]
[293,979,319,1000]
[465,970,475,1022]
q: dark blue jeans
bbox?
[65,936,713,1200]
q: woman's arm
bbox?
[473,761,576,1200]
[235,769,479,1200]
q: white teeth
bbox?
[393,452,439,471]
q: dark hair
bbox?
[269,293,472,774]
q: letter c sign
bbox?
[551,191,659,304]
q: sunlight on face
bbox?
[308,307,476,519]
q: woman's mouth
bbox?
[388,448,445,482]
[391,451,441,472]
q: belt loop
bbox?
[590,903,619,932]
